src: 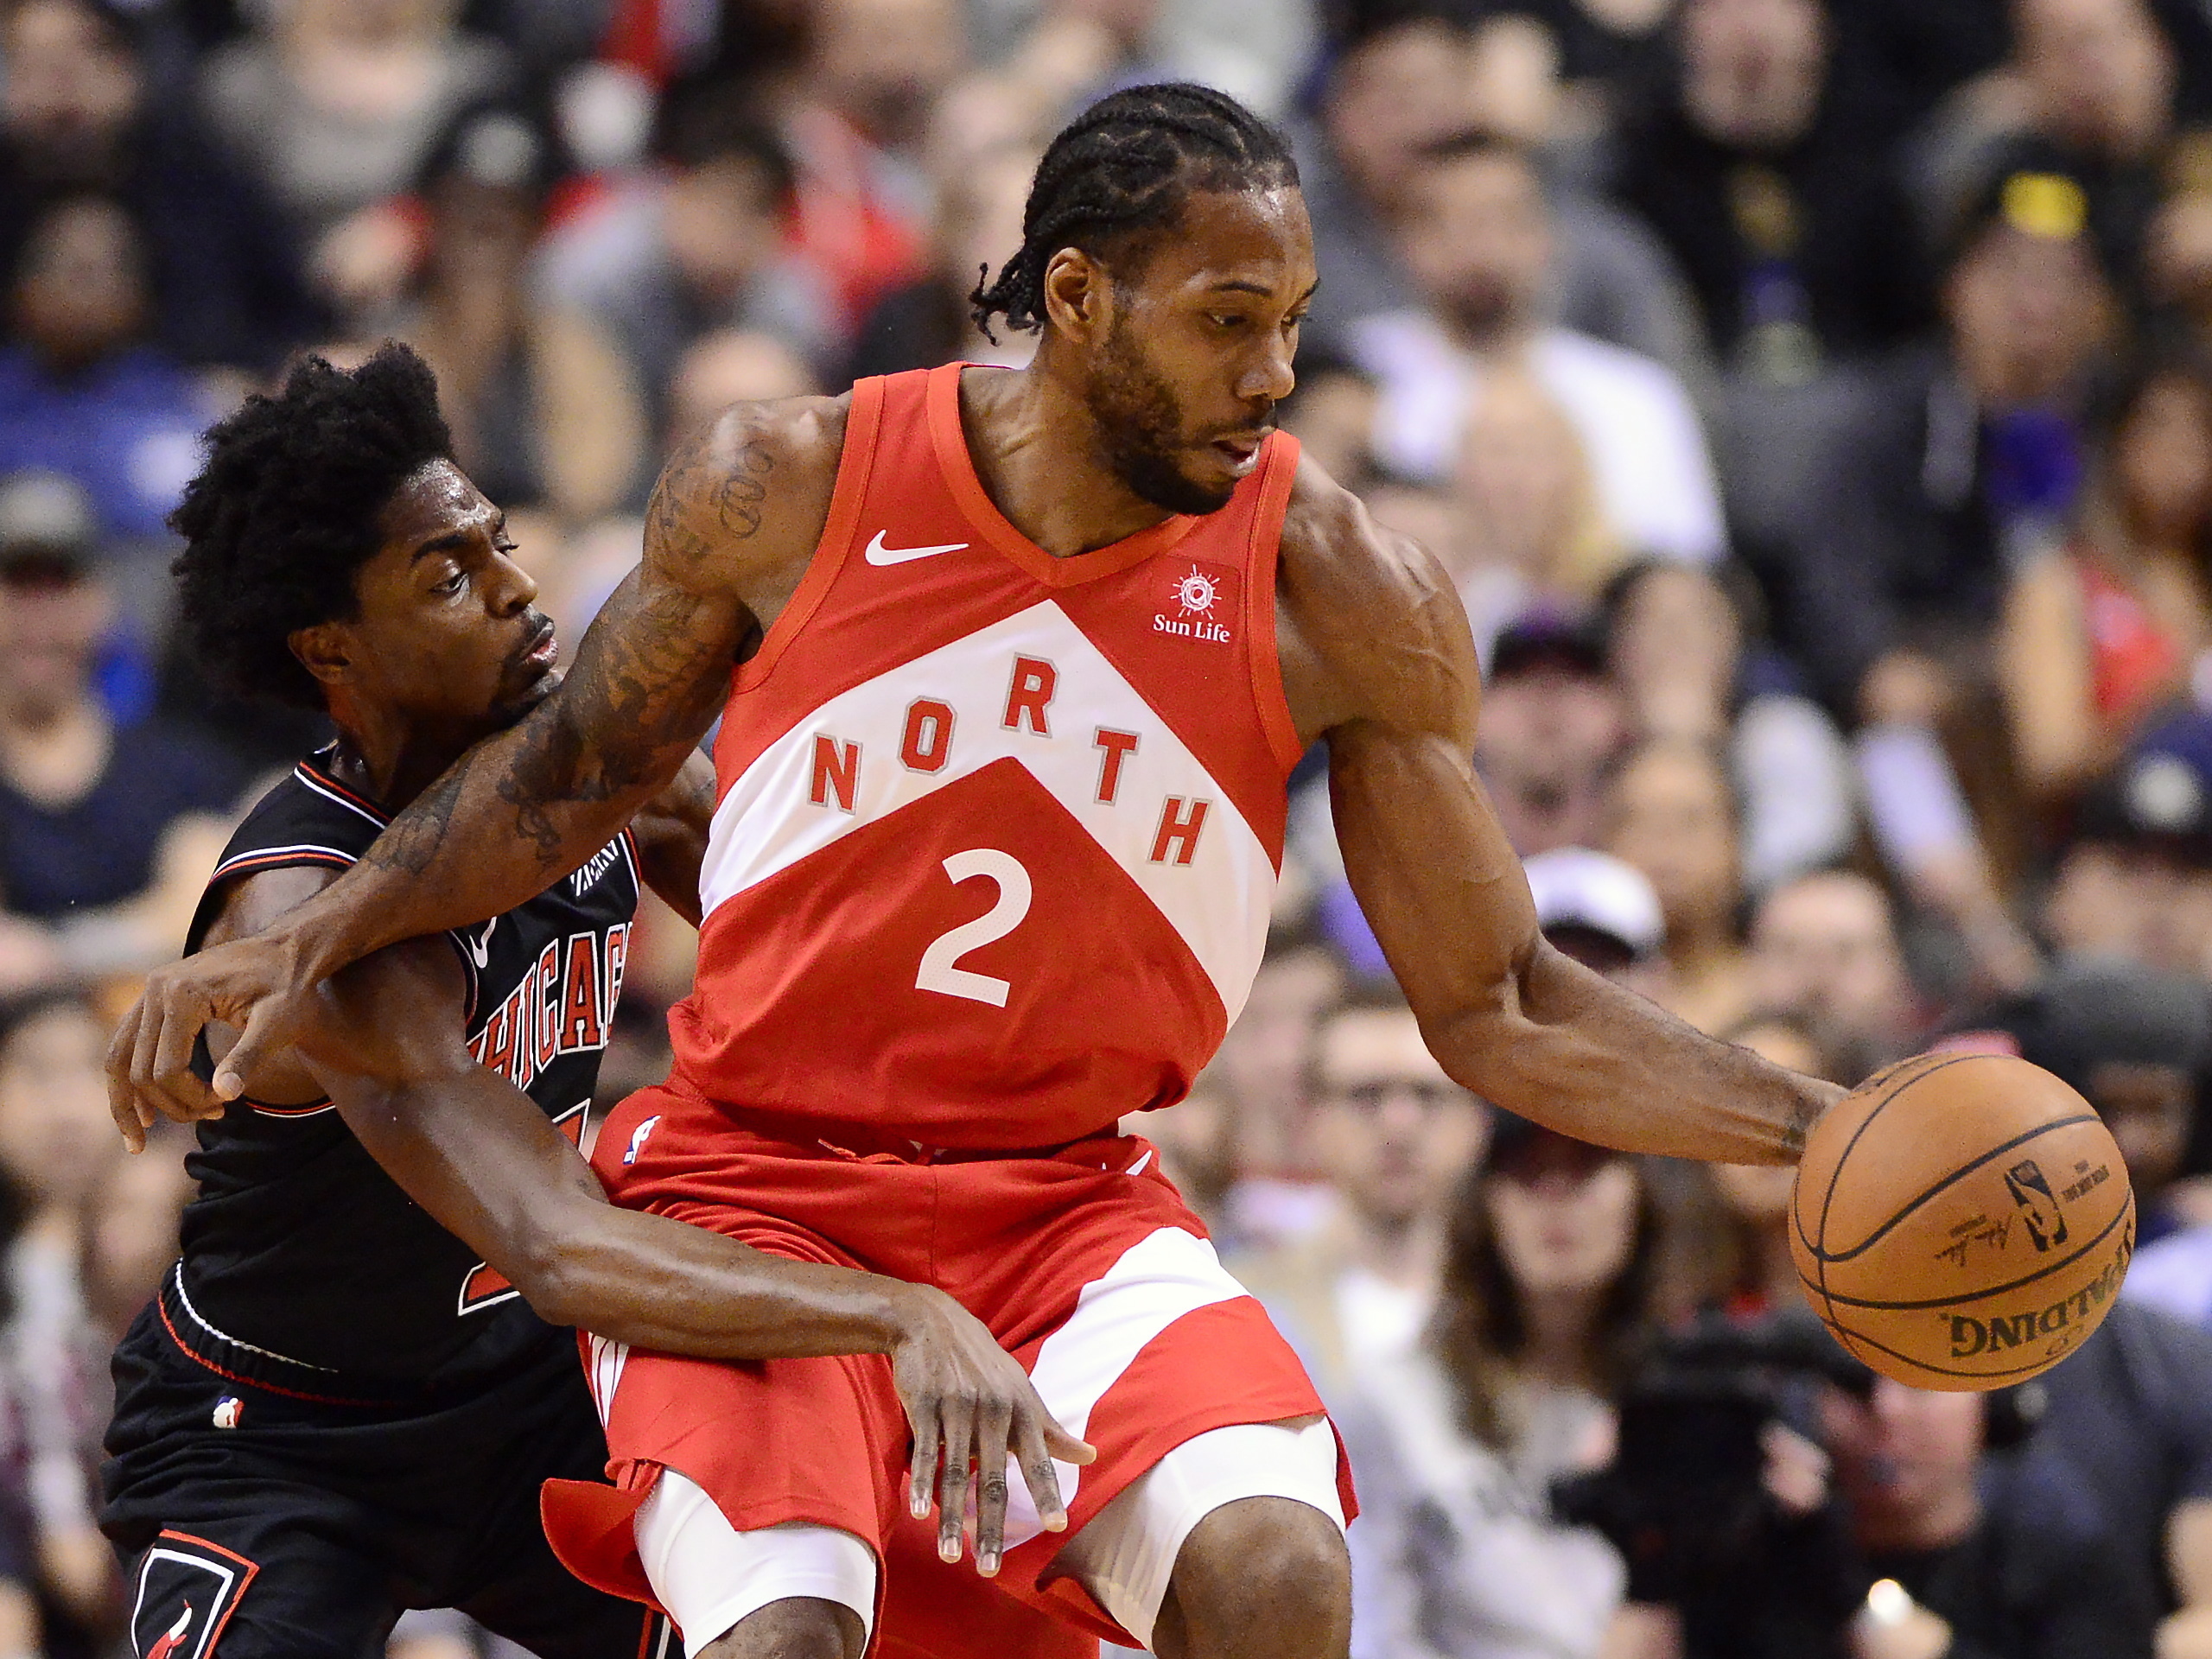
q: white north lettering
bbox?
[699,600,1275,1023]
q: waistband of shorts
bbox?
[158,1261,419,1409]
[704,1096,1122,1166]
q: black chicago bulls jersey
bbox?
[169,746,639,1399]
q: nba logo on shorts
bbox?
[211,1396,242,1430]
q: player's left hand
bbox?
[888,1282,1096,1577]
[106,927,321,1150]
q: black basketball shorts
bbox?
[101,1302,671,1659]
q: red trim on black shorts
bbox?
[144,1529,260,1656]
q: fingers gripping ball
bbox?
[1790,1052,2134,1390]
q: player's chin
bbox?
[492,662,563,725]
[1175,454,1244,514]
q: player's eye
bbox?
[433,570,466,596]
[1209,314,1245,331]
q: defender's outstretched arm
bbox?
[296,934,1092,1574]
[1280,462,1839,1164]
[111,400,842,1121]
[164,854,1090,1577]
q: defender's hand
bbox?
[888,1283,1095,1577]
[106,928,319,1151]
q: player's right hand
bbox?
[887,1283,1096,1580]
[106,929,319,1152]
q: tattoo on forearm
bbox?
[369,747,480,877]
[716,441,772,539]
[354,414,779,906]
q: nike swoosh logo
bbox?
[865,531,969,566]
[469,919,496,969]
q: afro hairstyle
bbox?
[171,343,454,709]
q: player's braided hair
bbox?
[171,342,454,709]
[969,82,1299,341]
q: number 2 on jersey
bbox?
[916,849,1031,1007]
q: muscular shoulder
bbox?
[1275,451,1481,749]
[645,393,853,603]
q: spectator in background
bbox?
[1782,159,2110,991]
[2001,346,2212,806]
[1600,559,1856,893]
[1343,1122,1681,1659]
[1745,870,1923,1071]
[0,194,213,557]
[1353,129,1730,565]
[395,106,645,525]
[197,0,514,323]
[1983,957,2210,1242]
[540,74,835,430]
[519,320,824,672]
[2005,1299,2212,1658]
[0,473,245,976]
[1606,738,1752,1033]
[0,988,125,1641]
[1209,942,1348,1243]
[1823,1377,2143,1659]
[1300,8,1710,387]
[1609,0,1934,385]
[1784,161,2115,714]
[1236,995,1491,1406]
[1476,615,1630,856]
[1444,363,1624,651]
[668,328,821,447]
[1522,844,1669,1002]
[2042,733,2212,976]
[845,137,1040,383]
[1914,0,2212,299]
[1299,9,1489,345]
[776,0,965,336]
[0,0,318,372]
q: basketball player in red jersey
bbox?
[113,85,1841,1659]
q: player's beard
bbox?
[1090,313,1240,517]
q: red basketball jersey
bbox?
[666,364,1305,1147]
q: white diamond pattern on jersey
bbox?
[696,600,1275,1022]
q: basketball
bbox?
[1789,1052,2135,1391]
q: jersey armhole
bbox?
[442,928,484,1028]
[733,379,888,693]
[1244,432,1306,779]
[186,849,364,1115]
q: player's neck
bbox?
[961,357,1182,559]
[321,703,486,817]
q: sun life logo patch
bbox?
[1153,562,1235,645]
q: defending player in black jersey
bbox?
[101,346,1087,1659]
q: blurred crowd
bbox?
[3,0,2212,1655]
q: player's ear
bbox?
[289,622,354,688]
[1040,248,1111,343]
